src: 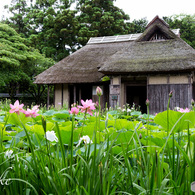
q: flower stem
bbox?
[98,96,101,143]
[1,114,7,151]
[167,91,172,135]
[147,104,149,146]
[81,110,87,137]
[70,115,75,180]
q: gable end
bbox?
[136,24,177,42]
[136,16,178,42]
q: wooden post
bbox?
[188,73,192,107]
[53,85,55,107]
[47,85,50,110]
[147,75,149,99]
[61,84,64,108]
[147,75,149,113]
[119,75,121,107]
[74,85,76,103]
[79,87,81,103]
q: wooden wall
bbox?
[148,74,193,114]
[109,76,121,108]
[54,84,69,109]
[148,84,192,114]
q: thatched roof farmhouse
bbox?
[34,16,195,114]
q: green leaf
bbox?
[15,130,26,138]
[0,111,6,115]
[0,116,5,122]
[158,179,170,195]
[154,110,195,132]
[53,111,70,119]
[131,111,142,116]
[43,110,56,116]
[52,117,65,122]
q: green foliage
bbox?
[76,0,132,45]
[130,18,148,33]
[101,76,110,82]
[155,110,195,132]
[3,0,79,61]
[34,8,79,60]
[3,0,29,35]
[0,22,55,103]
[163,14,195,48]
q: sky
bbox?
[114,0,195,21]
[0,0,194,21]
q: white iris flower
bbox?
[45,131,58,142]
[76,135,93,147]
[5,150,14,158]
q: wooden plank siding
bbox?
[148,84,192,114]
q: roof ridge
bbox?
[87,29,180,44]
[146,15,169,29]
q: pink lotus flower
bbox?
[78,99,95,116]
[32,105,39,111]
[9,100,25,115]
[24,105,39,118]
[69,107,79,115]
[177,107,190,113]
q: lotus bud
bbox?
[191,99,195,107]
[95,101,99,109]
[169,91,173,98]
[145,99,150,106]
[139,133,142,139]
[96,86,102,96]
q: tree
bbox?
[28,7,80,60]
[130,18,148,33]
[2,0,138,60]
[0,23,54,103]
[2,0,146,61]
[3,0,34,37]
[3,0,79,61]
[163,14,195,48]
[24,0,80,61]
[76,0,132,45]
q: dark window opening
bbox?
[80,84,92,100]
[69,84,92,107]
[193,83,195,101]
[126,86,147,113]
[149,33,167,41]
[69,85,74,107]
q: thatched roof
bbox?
[34,16,195,84]
[34,41,131,84]
[99,39,195,74]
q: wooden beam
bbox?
[188,73,193,107]
[79,87,81,103]
[61,84,63,108]
[74,85,76,103]
[53,85,55,107]
[47,85,50,110]
[147,75,149,100]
